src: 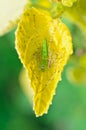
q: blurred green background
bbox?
[0,19,86,130]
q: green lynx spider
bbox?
[41,38,48,70]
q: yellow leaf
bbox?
[50,0,77,7]
[36,0,51,8]
[15,7,73,117]
[62,0,77,7]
